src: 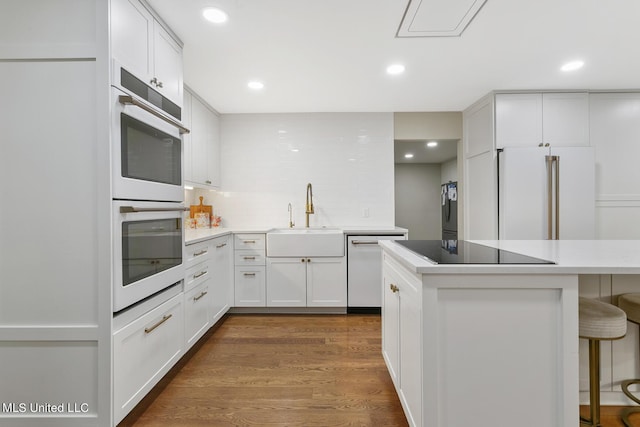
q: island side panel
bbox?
[422,273,579,427]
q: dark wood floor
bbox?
[119,313,640,427]
[120,314,409,426]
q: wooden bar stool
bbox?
[617,293,640,426]
[579,297,627,426]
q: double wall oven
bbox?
[111,62,189,312]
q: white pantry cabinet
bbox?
[495,92,589,148]
[111,0,183,106]
[113,293,184,425]
[382,253,422,427]
[266,257,346,307]
[183,87,221,188]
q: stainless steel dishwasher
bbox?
[346,234,406,313]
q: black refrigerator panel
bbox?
[442,182,458,240]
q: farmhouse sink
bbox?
[266,227,344,257]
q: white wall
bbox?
[395,164,442,239]
[199,113,395,228]
[441,158,458,184]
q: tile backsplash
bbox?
[188,112,395,228]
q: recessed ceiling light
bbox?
[561,60,584,72]
[247,81,264,90]
[404,153,414,159]
[427,141,438,148]
[202,7,228,24]
[386,64,406,75]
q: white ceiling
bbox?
[148,0,640,114]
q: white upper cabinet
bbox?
[495,92,589,148]
[111,0,183,107]
[183,88,221,188]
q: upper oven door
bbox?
[111,87,185,202]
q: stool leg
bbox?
[620,330,640,427]
[581,339,602,426]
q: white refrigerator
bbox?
[498,146,595,239]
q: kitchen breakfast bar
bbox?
[379,239,640,427]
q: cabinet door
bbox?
[153,22,183,106]
[111,0,154,82]
[234,266,266,306]
[113,294,184,424]
[210,236,231,323]
[382,261,401,388]
[495,93,543,148]
[190,97,212,185]
[184,281,210,349]
[182,90,193,182]
[267,258,307,306]
[306,257,346,307]
[399,278,422,427]
[542,92,589,147]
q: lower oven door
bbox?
[113,200,185,312]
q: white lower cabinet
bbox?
[306,257,346,307]
[234,233,266,306]
[267,258,308,306]
[184,281,210,348]
[382,253,422,427]
[113,293,184,425]
[266,257,347,307]
[209,234,232,323]
[235,266,266,306]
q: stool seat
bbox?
[579,297,627,426]
[619,293,640,324]
[579,297,627,340]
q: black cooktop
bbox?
[394,240,555,265]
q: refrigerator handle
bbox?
[545,155,560,240]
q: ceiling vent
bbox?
[397,0,487,37]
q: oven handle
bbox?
[120,206,187,213]
[118,95,190,135]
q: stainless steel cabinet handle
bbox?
[206,180,212,184]
[194,249,208,257]
[120,206,185,213]
[390,284,399,293]
[243,272,256,277]
[119,95,190,134]
[216,243,227,248]
[194,290,208,301]
[545,155,560,240]
[144,314,172,334]
[243,256,256,260]
[351,240,379,245]
[193,270,207,279]
[243,240,256,244]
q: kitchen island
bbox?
[379,239,640,427]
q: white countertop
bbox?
[379,239,640,275]
[185,225,407,245]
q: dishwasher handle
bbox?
[350,240,380,245]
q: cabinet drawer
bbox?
[185,241,210,267]
[234,250,266,266]
[113,293,184,424]
[234,266,266,306]
[234,233,265,251]
[185,259,210,292]
[184,281,210,348]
